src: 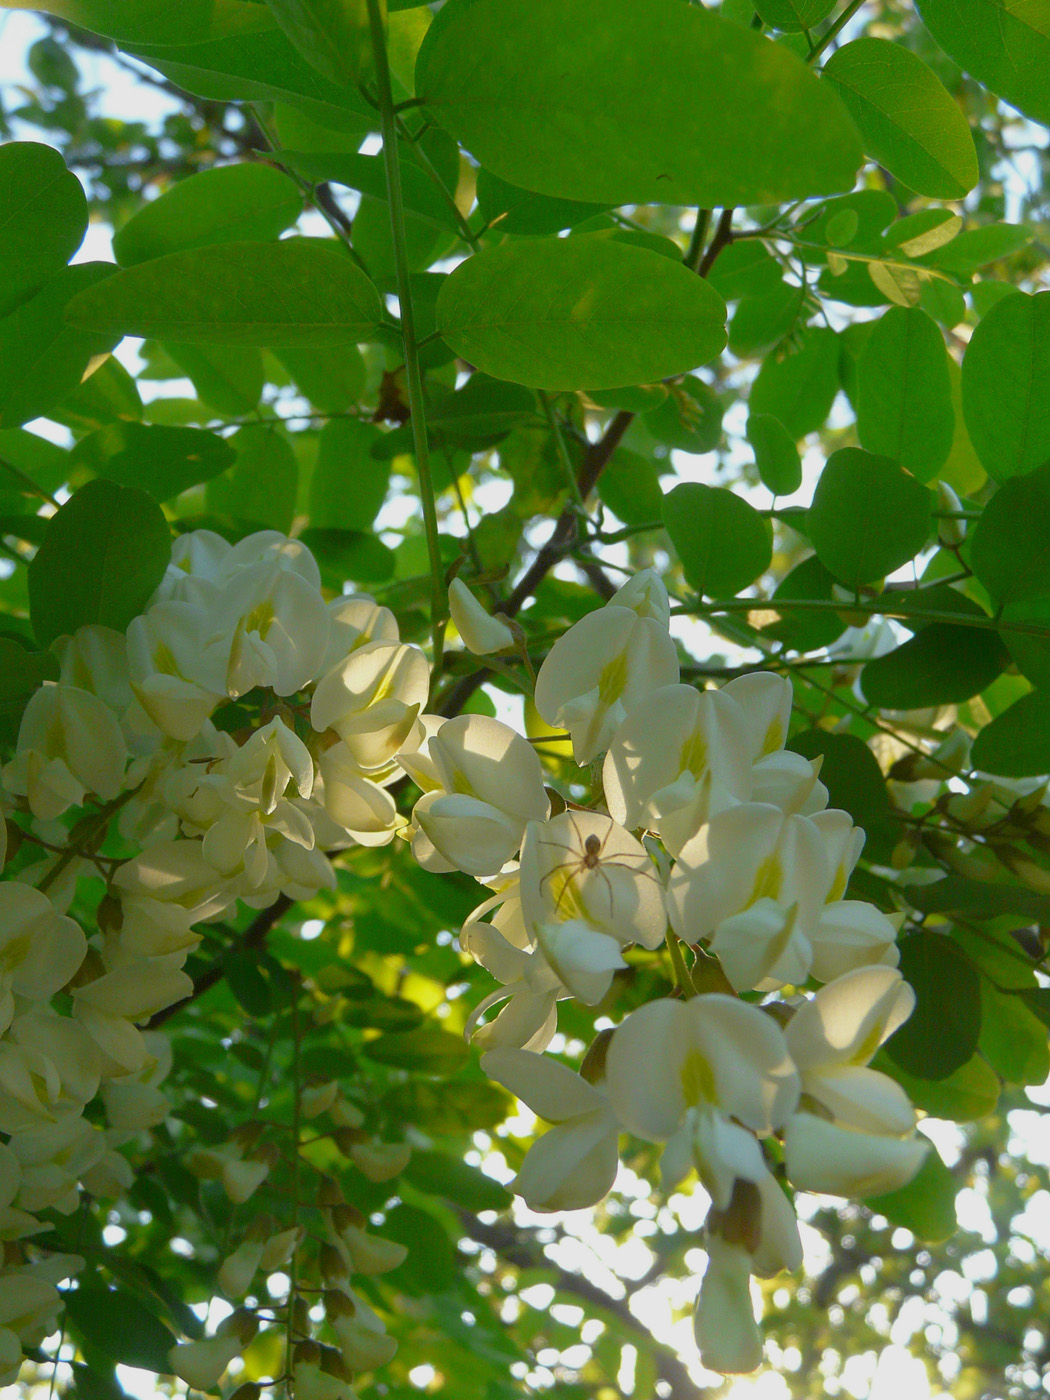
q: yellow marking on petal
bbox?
[746,854,782,908]
[762,717,784,756]
[597,650,629,706]
[680,727,709,778]
[680,1047,717,1108]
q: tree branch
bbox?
[458,1210,709,1400]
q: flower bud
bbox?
[337,1226,408,1276]
[349,1141,411,1182]
[219,1240,265,1298]
[936,481,966,547]
[302,1082,339,1119]
[222,1158,270,1204]
[448,579,516,656]
[168,1335,241,1391]
[316,1174,344,1208]
[331,1098,365,1130]
[259,1226,302,1272]
[320,1243,350,1285]
[693,1239,762,1376]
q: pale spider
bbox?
[534,810,660,919]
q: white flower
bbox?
[519,810,666,949]
[605,996,799,1207]
[481,1048,620,1212]
[409,715,549,877]
[320,593,399,674]
[667,803,833,991]
[0,884,86,1026]
[312,640,429,769]
[603,683,753,854]
[126,601,226,741]
[782,966,925,1197]
[318,745,400,846]
[3,683,128,818]
[535,603,679,765]
[461,881,564,1051]
[53,624,132,715]
[0,1274,61,1345]
[448,578,515,655]
[608,567,671,626]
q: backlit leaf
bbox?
[417,0,862,207]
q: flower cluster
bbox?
[0,531,925,1383]
[425,571,927,1374]
[0,530,419,1385]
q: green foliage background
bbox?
[1,0,1050,1396]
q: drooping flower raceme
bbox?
[0,529,926,1385]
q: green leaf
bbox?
[926,222,1032,275]
[278,150,456,232]
[111,163,302,267]
[867,1143,958,1242]
[222,948,273,1016]
[970,461,1050,606]
[417,0,862,207]
[860,623,1007,709]
[475,169,608,236]
[915,0,1050,127]
[362,1026,471,1074]
[765,554,846,652]
[435,235,726,391]
[729,283,807,360]
[822,38,979,198]
[0,638,60,702]
[748,326,840,440]
[807,447,931,587]
[124,28,374,128]
[879,1050,999,1122]
[403,1149,512,1212]
[970,689,1050,776]
[206,424,299,531]
[0,0,278,44]
[165,341,265,416]
[309,418,390,530]
[72,423,236,502]
[884,209,962,259]
[746,413,802,496]
[856,306,954,482]
[752,0,835,32]
[264,0,375,85]
[978,981,1050,1085]
[787,729,896,862]
[0,141,87,318]
[706,242,783,302]
[28,479,171,647]
[64,1285,176,1373]
[884,929,981,1080]
[382,1204,459,1295]
[662,483,771,597]
[0,263,117,429]
[52,356,144,433]
[962,290,1050,483]
[643,377,722,453]
[66,239,384,348]
[596,449,663,527]
[274,344,366,411]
